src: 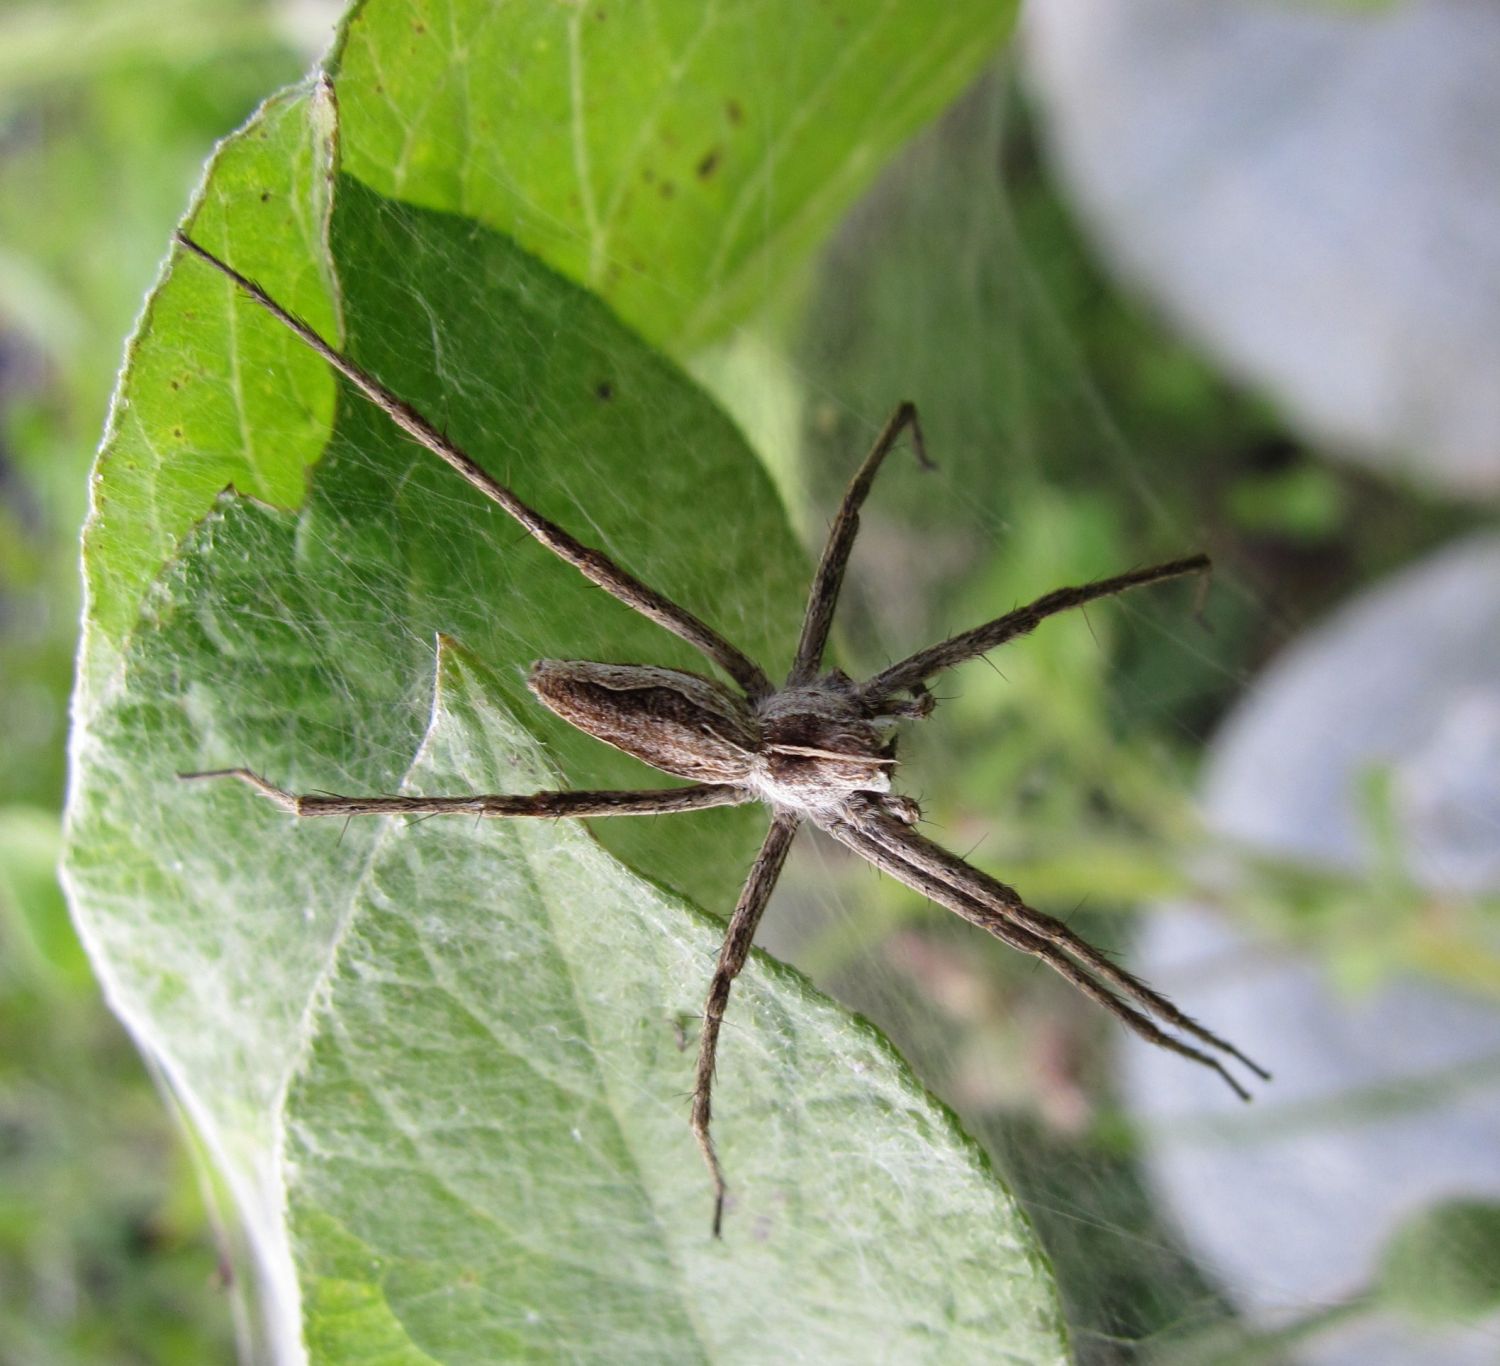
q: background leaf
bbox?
[0,11,308,1357]
[1376,1199,1500,1326]
[330,0,1018,349]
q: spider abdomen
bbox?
[528,660,759,784]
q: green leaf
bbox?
[81,80,341,678]
[1376,1198,1500,1325]
[0,806,88,986]
[83,0,1017,688]
[65,131,1063,1360]
[330,0,1017,348]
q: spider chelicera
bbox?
[174,230,1266,1236]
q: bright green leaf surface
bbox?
[331,0,1018,348]
[82,0,1020,687]
[82,80,341,678]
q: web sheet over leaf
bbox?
[66,123,1064,1366]
[69,160,814,1203]
[288,638,1065,1362]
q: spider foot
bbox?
[691,1097,729,1238]
[177,767,298,813]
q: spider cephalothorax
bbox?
[752,673,903,810]
[174,231,1267,1238]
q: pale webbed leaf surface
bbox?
[70,126,811,1221]
[66,138,1065,1362]
[289,638,1066,1361]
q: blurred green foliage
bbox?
[0,1,303,800]
[1377,1198,1500,1325]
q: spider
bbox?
[174,231,1266,1236]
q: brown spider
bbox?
[174,231,1266,1236]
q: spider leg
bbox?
[823,808,1263,1097]
[788,403,933,686]
[860,555,1210,703]
[691,811,801,1236]
[849,803,1267,1081]
[177,769,750,818]
[172,233,773,701]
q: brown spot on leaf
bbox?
[595,381,614,402]
[696,147,721,179]
[726,98,744,126]
[659,181,675,199]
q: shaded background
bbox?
[3,0,1498,1360]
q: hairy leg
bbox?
[178,768,750,819]
[787,402,932,686]
[848,803,1265,1079]
[848,802,1266,1081]
[824,811,1260,1099]
[691,811,801,1235]
[174,233,772,700]
[862,555,1210,702]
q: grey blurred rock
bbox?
[1121,535,1500,1365]
[1024,0,1500,494]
